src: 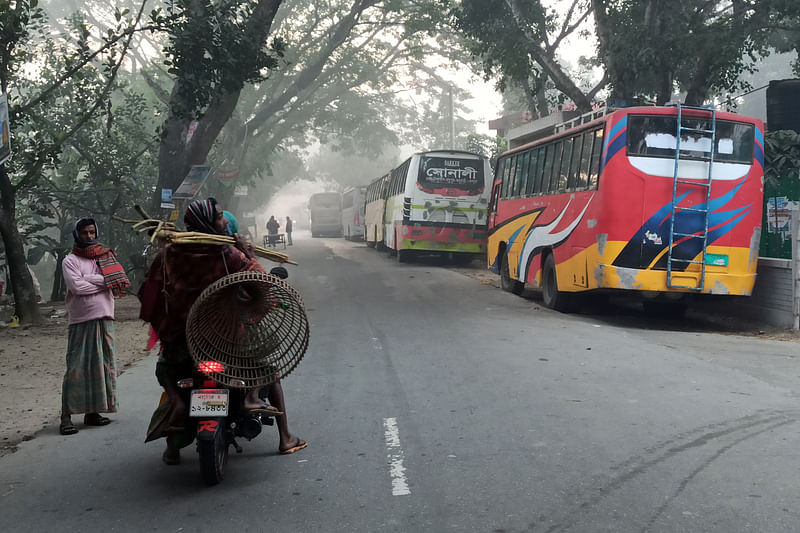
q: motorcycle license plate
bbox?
[189,389,229,417]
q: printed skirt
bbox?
[62,319,117,415]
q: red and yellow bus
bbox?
[488,104,764,311]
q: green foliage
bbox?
[596,0,800,104]
[462,132,506,169]
[764,129,800,188]
[157,0,286,118]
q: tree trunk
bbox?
[592,0,636,101]
[684,56,711,106]
[0,166,42,325]
[153,0,284,208]
[50,250,67,302]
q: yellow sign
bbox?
[169,209,179,222]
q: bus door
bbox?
[488,182,501,229]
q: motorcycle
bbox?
[181,266,296,485]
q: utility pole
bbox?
[448,85,455,150]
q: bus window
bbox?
[567,134,584,190]
[627,116,754,164]
[500,157,511,198]
[526,149,540,195]
[577,131,593,189]
[505,156,518,198]
[514,152,529,196]
[588,129,603,189]
[531,147,546,194]
[541,144,555,193]
[496,158,507,196]
[554,141,568,192]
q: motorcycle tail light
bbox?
[198,361,224,374]
[203,380,217,388]
[177,378,194,388]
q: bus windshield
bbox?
[627,115,754,164]
[310,193,341,209]
[417,156,485,194]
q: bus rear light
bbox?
[198,361,225,374]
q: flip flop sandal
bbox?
[280,441,308,455]
[162,448,181,465]
[59,421,78,435]
[84,414,111,426]
[249,407,284,417]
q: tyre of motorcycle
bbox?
[197,417,228,485]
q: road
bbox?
[2,231,800,532]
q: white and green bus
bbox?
[363,150,491,262]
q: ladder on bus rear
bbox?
[665,103,716,291]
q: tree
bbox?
[453,0,604,114]
[454,0,800,112]
[591,0,800,105]
[152,0,483,208]
[0,0,148,324]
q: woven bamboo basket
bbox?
[185,271,310,388]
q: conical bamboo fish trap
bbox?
[186,271,310,388]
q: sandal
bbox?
[162,447,181,465]
[248,405,283,417]
[59,421,78,435]
[84,413,111,426]
[280,439,308,455]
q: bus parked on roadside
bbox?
[488,104,764,312]
[364,150,492,262]
[309,192,342,237]
[341,186,367,241]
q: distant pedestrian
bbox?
[285,216,293,245]
[266,215,280,247]
[59,217,130,435]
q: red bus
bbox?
[487,104,764,312]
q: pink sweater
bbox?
[63,253,115,325]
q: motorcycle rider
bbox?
[140,198,307,464]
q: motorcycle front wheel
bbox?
[198,423,228,485]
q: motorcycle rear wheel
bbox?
[198,424,228,485]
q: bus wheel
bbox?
[542,254,573,312]
[500,249,524,295]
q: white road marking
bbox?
[383,417,411,496]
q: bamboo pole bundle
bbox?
[113,216,294,265]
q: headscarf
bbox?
[72,217,98,248]
[184,199,221,234]
[223,210,239,236]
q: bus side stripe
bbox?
[602,131,627,170]
[754,126,764,147]
[754,142,764,168]
[602,116,628,153]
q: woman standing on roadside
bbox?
[59,217,130,435]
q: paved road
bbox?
[2,233,799,532]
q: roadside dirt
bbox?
[0,297,151,458]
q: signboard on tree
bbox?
[173,165,212,199]
[0,94,10,165]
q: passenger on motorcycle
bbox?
[140,198,307,464]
